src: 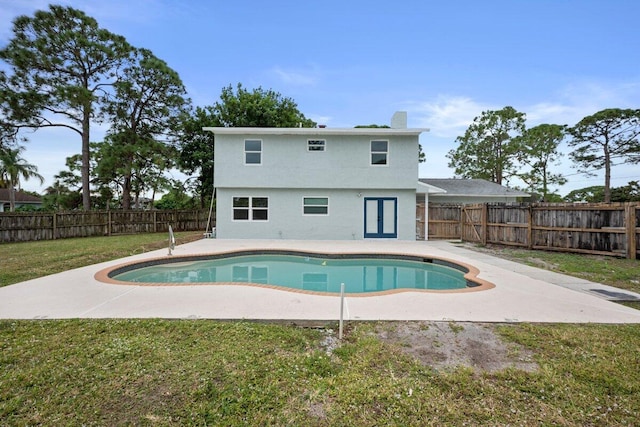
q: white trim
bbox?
[302,196,329,216]
[416,181,447,194]
[244,139,262,165]
[307,139,326,152]
[370,139,389,166]
[232,196,269,222]
[204,127,428,136]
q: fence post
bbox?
[52,212,57,240]
[527,204,533,249]
[153,210,157,233]
[626,203,637,260]
[481,203,488,246]
[459,205,464,241]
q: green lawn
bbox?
[0,236,639,425]
[465,244,640,294]
[1,320,639,426]
[0,232,201,287]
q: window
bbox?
[307,139,325,151]
[370,140,388,165]
[244,139,262,164]
[302,273,328,291]
[233,266,269,284]
[233,197,268,221]
[303,197,329,215]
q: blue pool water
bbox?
[111,252,474,294]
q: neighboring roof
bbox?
[418,178,530,197]
[203,127,428,137]
[0,188,42,203]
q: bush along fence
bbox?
[419,202,640,259]
[0,209,210,243]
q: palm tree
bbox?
[0,145,44,212]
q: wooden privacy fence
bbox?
[0,209,210,243]
[420,203,640,259]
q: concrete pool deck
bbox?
[1,239,640,323]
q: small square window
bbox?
[371,140,388,165]
[303,197,329,215]
[308,139,325,151]
[245,139,262,164]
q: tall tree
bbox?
[0,5,133,210]
[101,48,189,209]
[176,106,218,208]
[0,145,44,212]
[568,108,640,203]
[215,83,316,128]
[514,124,567,201]
[177,84,316,206]
[447,106,526,185]
[42,154,85,211]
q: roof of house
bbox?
[418,178,530,197]
[203,127,428,137]
[0,188,43,203]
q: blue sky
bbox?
[2,0,639,196]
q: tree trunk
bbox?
[122,173,131,210]
[81,108,91,211]
[542,165,548,202]
[604,144,611,203]
[8,182,16,212]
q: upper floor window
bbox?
[303,197,329,215]
[371,140,388,165]
[307,139,326,151]
[245,139,262,164]
[233,196,268,221]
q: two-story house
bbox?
[205,112,438,240]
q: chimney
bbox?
[390,111,407,129]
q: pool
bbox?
[97,250,494,295]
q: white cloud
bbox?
[309,114,332,126]
[528,80,640,126]
[271,66,319,86]
[407,95,494,138]
[406,79,640,139]
[0,0,63,40]
[0,0,177,42]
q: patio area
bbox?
[1,239,639,323]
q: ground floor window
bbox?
[233,197,268,221]
[303,197,329,215]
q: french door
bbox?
[364,197,397,238]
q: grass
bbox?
[0,236,639,424]
[468,244,640,294]
[1,320,639,425]
[0,232,201,287]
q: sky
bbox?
[1,0,639,197]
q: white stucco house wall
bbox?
[205,112,440,240]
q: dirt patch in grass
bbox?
[372,321,538,373]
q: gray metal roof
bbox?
[418,178,530,197]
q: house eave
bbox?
[203,127,429,137]
[416,181,447,194]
